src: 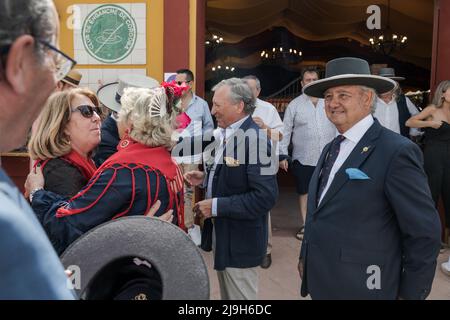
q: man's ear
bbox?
[5,35,36,94]
[365,90,375,110]
[236,101,245,114]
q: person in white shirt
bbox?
[243,75,283,269]
[279,68,336,240]
[374,68,421,138]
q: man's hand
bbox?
[298,259,304,280]
[193,199,213,219]
[145,200,174,223]
[252,116,267,130]
[184,170,205,187]
[279,159,289,172]
[25,165,45,198]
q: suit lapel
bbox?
[213,117,253,190]
[315,120,382,213]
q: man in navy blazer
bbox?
[298,57,441,300]
[185,78,278,300]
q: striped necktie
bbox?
[317,135,345,203]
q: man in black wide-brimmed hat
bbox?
[298,57,441,300]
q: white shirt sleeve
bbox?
[405,97,422,136]
[280,102,296,156]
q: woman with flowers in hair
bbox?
[26,84,187,254]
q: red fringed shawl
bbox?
[56,139,185,230]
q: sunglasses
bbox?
[71,105,102,118]
[176,80,191,86]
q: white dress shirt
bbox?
[374,96,420,136]
[253,98,284,134]
[253,98,284,155]
[280,94,336,166]
[318,115,374,204]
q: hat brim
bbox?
[60,217,210,300]
[303,74,397,98]
[60,79,79,87]
[385,76,405,81]
[97,82,121,113]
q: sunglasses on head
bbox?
[71,105,102,118]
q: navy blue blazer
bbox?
[202,117,279,271]
[299,119,441,300]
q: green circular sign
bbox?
[82,4,137,63]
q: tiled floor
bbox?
[201,186,450,300]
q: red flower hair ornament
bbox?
[160,81,190,115]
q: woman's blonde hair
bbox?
[118,87,175,149]
[432,80,450,108]
[28,88,99,160]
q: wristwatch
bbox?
[29,188,43,202]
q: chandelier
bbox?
[211,65,235,73]
[205,34,223,46]
[260,46,302,65]
[369,0,407,56]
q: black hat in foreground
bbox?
[61,217,210,300]
[303,57,396,98]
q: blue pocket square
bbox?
[345,168,370,180]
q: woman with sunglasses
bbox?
[28,88,102,198]
[25,85,185,255]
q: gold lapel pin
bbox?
[362,146,370,154]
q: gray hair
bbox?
[212,78,256,115]
[242,75,261,90]
[360,86,378,114]
[0,0,55,66]
[119,87,175,149]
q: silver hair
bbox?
[0,0,55,63]
[212,77,256,115]
[360,86,378,114]
[242,75,261,90]
[119,87,175,149]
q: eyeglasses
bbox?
[0,39,76,82]
[71,105,102,118]
[176,80,191,86]
[38,40,77,82]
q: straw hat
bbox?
[61,69,82,87]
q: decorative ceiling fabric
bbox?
[206,0,434,68]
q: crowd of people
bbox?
[0,0,448,300]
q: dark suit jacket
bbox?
[43,158,88,198]
[299,119,441,300]
[202,117,279,271]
